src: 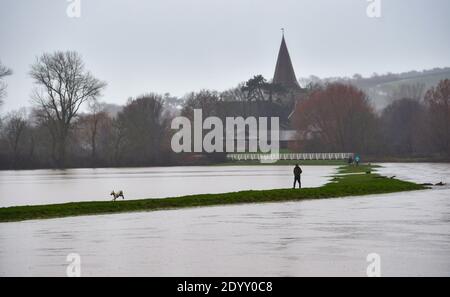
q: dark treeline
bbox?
[0,53,449,170]
[291,80,450,160]
[0,95,177,169]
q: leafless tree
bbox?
[29,51,106,167]
[425,79,450,157]
[0,61,13,105]
[115,94,166,165]
[86,100,103,163]
[182,90,221,119]
[77,100,112,165]
[1,110,28,167]
[381,98,427,156]
[221,84,247,102]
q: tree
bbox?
[182,90,221,119]
[76,101,112,166]
[221,84,247,102]
[241,75,286,102]
[424,79,450,157]
[352,73,363,80]
[1,110,29,167]
[29,51,106,167]
[381,98,426,156]
[0,61,13,106]
[242,75,268,101]
[111,117,126,165]
[115,94,167,166]
[292,83,379,153]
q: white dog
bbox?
[111,190,125,201]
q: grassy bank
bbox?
[0,165,426,223]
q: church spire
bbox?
[273,31,300,90]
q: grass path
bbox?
[0,165,426,223]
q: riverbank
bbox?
[0,165,426,223]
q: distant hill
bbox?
[299,67,450,110]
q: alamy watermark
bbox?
[66,0,381,20]
[366,0,382,18]
[366,253,381,277]
[66,0,81,18]
[66,253,81,277]
[171,109,280,163]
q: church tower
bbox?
[273,31,300,90]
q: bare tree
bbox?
[182,90,221,119]
[381,98,427,156]
[86,100,103,164]
[29,51,106,167]
[1,110,28,167]
[77,100,111,165]
[425,79,450,158]
[116,94,166,166]
[0,61,13,105]
[221,84,247,102]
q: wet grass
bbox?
[337,164,380,174]
[0,165,426,223]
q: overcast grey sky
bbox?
[1,0,449,111]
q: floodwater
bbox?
[0,163,449,276]
[0,166,336,208]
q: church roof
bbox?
[273,35,300,90]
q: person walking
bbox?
[293,164,303,189]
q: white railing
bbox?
[226,153,354,161]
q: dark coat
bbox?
[294,166,302,177]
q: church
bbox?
[271,32,304,148]
[273,32,302,93]
[213,32,303,150]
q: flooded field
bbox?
[0,163,449,276]
[0,166,336,207]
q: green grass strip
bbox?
[0,165,426,223]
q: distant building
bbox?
[273,33,301,91]
[272,32,304,148]
[196,32,304,154]
[226,32,303,150]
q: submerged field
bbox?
[217,159,348,166]
[0,165,426,223]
